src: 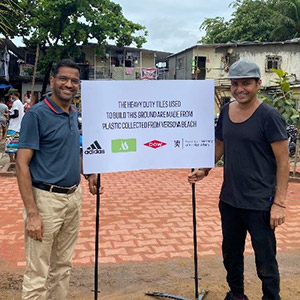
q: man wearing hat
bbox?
[5,88,25,161]
[189,60,289,300]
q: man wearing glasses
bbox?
[16,59,100,299]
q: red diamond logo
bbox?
[144,140,167,149]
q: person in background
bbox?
[16,59,102,300]
[23,93,32,113]
[0,97,8,139]
[188,60,289,300]
[5,88,25,161]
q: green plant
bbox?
[261,68,300,126]
[261,68,300,176]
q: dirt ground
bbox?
[1,250,300,300]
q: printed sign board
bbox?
[81,80,215,174]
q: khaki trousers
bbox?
[22,185,82,300]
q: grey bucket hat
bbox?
[228,60,261,79]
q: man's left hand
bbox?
[270,203,286,229]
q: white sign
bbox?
[81,80,215,174]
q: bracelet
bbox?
[273,202,286,209]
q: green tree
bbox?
[17,0,148,97]
[0,0,22,37]
[199,0,277,44]
[271,0,300,40]
[199,17,231,44]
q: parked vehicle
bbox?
[287,124,298,157]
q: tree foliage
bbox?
[199,17,231,44]
[271,0,300,40]
[0,0,22,37]
[15,0,148,96]
[19,0,147,49]
[199,0,300,44]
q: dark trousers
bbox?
[219,201,280,300]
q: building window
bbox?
[265,55,281,72]
[25,53,36,65]
[176,57,184,70]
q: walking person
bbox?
[5,88,25,161]
[16,59,101,300]
[0,97,8,139]
[188,60,289,300]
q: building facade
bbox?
[167,40,300,112]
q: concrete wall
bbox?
[168,43,300,87]
[168,50,194,79]
[232,44,300,87]
[168,46,227,80]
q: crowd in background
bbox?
[0,88,31,162]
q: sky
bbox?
[112,0,235,53]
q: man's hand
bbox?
[26,213,44,242]
[188,169,207,184]
[270,203,286,229]
[87,174,104,195]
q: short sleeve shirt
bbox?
[18,95,81,187]
[0,103,8,122]
[215,102,288,210]
[8,99,24,132]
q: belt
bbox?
[32,182,79,194]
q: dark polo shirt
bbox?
[18,95,81,187]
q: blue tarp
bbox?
[0,84,12,89]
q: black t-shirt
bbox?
[215,102,288,211]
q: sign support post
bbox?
[92,174,101,299]
[145,170,208,300]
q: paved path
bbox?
[1,168,300,269]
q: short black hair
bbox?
[52,59,80,77]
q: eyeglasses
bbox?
[55,76,80,85]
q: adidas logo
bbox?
[84,140,105,155]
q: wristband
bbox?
[273,202,286,209]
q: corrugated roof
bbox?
[0,39,25,59]
[167,39,300,58]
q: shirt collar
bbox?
[44,94,77,115]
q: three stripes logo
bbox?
[84,140,105,155]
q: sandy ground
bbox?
[1,250,300,300]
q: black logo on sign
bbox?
[84,140,105,155]
[174,140,181,148]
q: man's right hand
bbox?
[188,169,206,184]
[26,214,44,242]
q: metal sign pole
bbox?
[93,174,101,300]
[191,170,199,299]
[146,169,208,300]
